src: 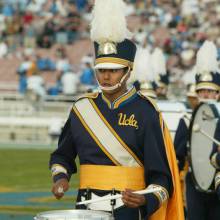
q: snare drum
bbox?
[157,100,189,140]
[34,210,113,220]
[189,102,220,192]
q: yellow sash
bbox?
[149,115,184,220]
[79,165,145,191]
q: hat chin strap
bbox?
[97,68,130,92]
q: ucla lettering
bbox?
[118,113,138,129]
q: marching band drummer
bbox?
[184,41,220,220]
[174,82,198,218]
[209,54,220,203]
[49,0,184,220]
[175,82,199,171]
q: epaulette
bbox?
[137,91,160,112]
[75,92,99,102]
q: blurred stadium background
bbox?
[0,0,219,219]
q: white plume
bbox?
[196,40,218,73]
[133,47,154,82]
[151,47,166,76]
[90,0,130,43]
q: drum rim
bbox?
[189,102,217,193]
[35,209,112,217]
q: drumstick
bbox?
[76,187,161,206]
[193,124,220,146]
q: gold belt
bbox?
[79,164,146,191]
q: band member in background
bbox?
[186,84,199,110]
[130,47,157,99]
[151,48,169,100]
[185,41,220,220]
[174,82,198,218]
[175,84,199,172]
[49,0,183,219]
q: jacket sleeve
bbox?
[174,118,188,171]
[142,107,173,217]
[49,111,77,182]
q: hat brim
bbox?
[196,83,219,92]
[94,63,126,70]
[187,92,197,97]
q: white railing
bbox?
[0,92,78,145]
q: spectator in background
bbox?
[80,55,95,87]
[26,65,46,99]
[22,10,34,26]
[50,0,59,15]
[23,24,36,49]
[27,0,45,14]
[37,16,55,48]
[61,69,79,96]
[5,14,22,52]
[66,4,81,43]
[37,35,53,49]
[17,54,34,94]
[0,39,8,58]
[55,47,71,72]
[75,0,88,11]
[36,53,56,71]
[2,3,14,17]
[0,15,6,38]
[47,73,62,96]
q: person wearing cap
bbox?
[174,83,199,171]
[49,1,184,220]
[184,41,220,220]
[186,83,199,110]
[131,48,157,99]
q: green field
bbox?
[0,148,79,216]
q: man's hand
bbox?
[122,189,146,208]
[51,178,69,200]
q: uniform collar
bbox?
[101,86,137,109]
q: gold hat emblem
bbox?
[199,72,213,81]
[98,42,117,55]
[141,82,153,90]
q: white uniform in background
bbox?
[61,71,79,95]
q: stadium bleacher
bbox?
[0,0,219,145]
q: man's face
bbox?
[187,96,199,110]
[197,89,219,101]
[95,68,129,94]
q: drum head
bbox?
[34,210,112,220]
[189,103,219,192]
